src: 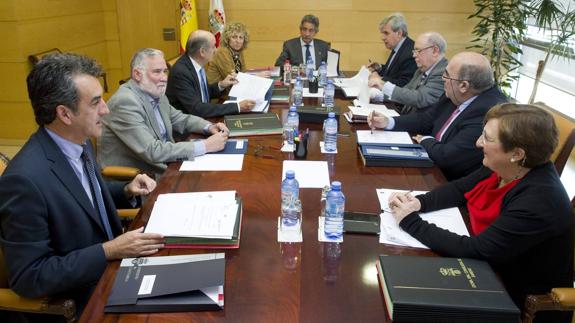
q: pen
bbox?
[368,110,374,134]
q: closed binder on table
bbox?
[224,113,283,137]
[359,144,433,168]
[211,139,248,154]
[105,253,225,313]
[376,255,520,322]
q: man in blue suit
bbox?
[0,53,165,319]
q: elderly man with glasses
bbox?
[368,32,449,115]
[367,52,508,180]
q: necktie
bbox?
[199,68,210,103]
[384,49,396,72]
[81,145,114,240]
[151,99,169,142]
[435,107,461,141]
[305,44,312,63]
[417,73,427,88]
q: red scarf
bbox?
[464,172,520,235]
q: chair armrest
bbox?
[0,288,76,321]
[551,288,575,307]
[117,208,140,219]
[101,166,140,180]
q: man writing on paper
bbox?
[99,48,229,178]
[367,13,417,87]
[367,52,508,180]
[368,32,448,115]
[274,14,331,69]
[0,53,164,319]
[167,30,256,118]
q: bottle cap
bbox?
[289,106,297,112]
[286,170,295,179]
[328,112,335,118]
[331,181,342,190]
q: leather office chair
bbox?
[0,152,77,322]
[535,102,575,176]
[522,196,575,323]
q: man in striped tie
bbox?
[167,30,256,118]
[367,52,508,180]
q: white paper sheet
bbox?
[180,154,244,171]
[375,188,469,249]
[145,191,238,239]
[332,66,370,98]
[349,102,399,117]
[327,50,339,77]
[356,130,413,145]
[282,160,330,188]
[228,72,274,101]
[303,88,324,97]
[224,99,269,113]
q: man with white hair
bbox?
[369,32,448,114]
[99,48,229,178]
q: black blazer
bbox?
[0,128,127,304]
[393,86,508,180]
[166,55,238,118]
[378,37,417,87]
[274,37,331,69]
[401,163,573,322]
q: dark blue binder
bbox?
[359,143,433,167]
[211,139,248,154]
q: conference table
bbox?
[80,90,449,322]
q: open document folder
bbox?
[105,253,225,313]
[332,66,370,97]
[228,72,273,112]
[343,101,399,124]
[375,189,469,249]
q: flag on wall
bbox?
[209,0,226,47]
[180,0,198,53]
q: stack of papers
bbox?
[356,130,413,145]
[228,72,274,112]
[145,191,239,239]
[375,188,469,249]
[332,66,370,97]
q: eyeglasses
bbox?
[412,45,435,55]
[442,71,468,82]
[478,131,498,144]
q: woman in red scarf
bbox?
[389,103,573,323]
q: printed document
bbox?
[356,130,413,145]
[180,154,244,171]
[282,160,330,188]
[376,188,469,249]
[145,191,238,239]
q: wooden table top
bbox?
[80,95,447,323]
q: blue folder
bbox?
[359,143,433,167]
[211,139,248,154]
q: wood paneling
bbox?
[116,0,180,77]
[1,0,478,140]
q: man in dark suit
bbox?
[0,53,164,318]
[368,52,508,180]
[274,14,331,69]
[166,30,256,118]
[368,13,417,87]
[369,32,448,114]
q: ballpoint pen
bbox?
[368,110,374,134]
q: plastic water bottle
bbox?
[281,197,302,230]
[324,112,337,152]
[324,181,345,240]
[287,106,300,140]
[306,58,315,80]
[319,61,327,87]
[324,79,335,108]
[293,76,303,106]
[281,170,299,203]
[283,60,291,85]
